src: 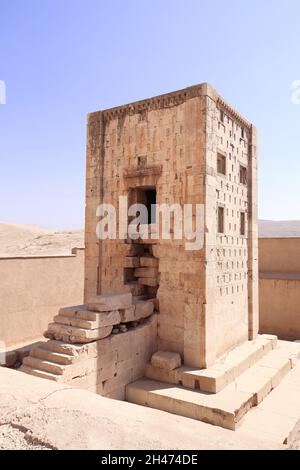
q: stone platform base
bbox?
[126,336,300,444]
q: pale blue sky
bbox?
[0,0,300,229]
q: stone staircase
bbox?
[20,294,157,396]
[126,336,300,444]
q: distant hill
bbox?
[0,220,299,257]
[0,223,84,257]
[259,220,300,238]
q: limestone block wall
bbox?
[212,105,251,357]
[259,238,300,340]
[85,88,207,367]
[0,249,84,348]
[85,83,258,368]
[68,315,157,399]
[204,94,258,362]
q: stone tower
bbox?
[84,83,258,368]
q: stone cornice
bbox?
[102,84,205,122]
[217,98,252,130]
[90,83,253,130]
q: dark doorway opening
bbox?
[145,189,156,224]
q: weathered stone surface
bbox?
[119,306,136,323]
[2,351,18,368]
[87,293,132,312]
[151,351,182,370]
[45,323,113,343]
[134,267,158,278]
[139,257,158,268]
[134,300,154,320]
[124,257,140,268]
[126,378,253,431]
[138,277,158,287]
[54,310,120,329]
[59,305,99,321]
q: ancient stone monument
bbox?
[21,84,300,442]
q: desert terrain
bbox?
[0,223,84,257]
[0,220,300,258]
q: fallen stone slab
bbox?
[45,323,113,343]
[87,293,132,312]
[54,310,120,329]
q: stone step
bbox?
[59,305,98,321]
[19,365,62,382]
[30,346,75,365]
[132,340,295,432]
[145,336,277,393]
[87,293,132,312]
[237,361,300,444]
[42,340,84,356]
[226,347,292,405]
[45,322,113,343]
[22,356,66,375]
[54,311,120,330]
[126,378,254,430]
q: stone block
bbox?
[140,257,158,267]
[134,300,154,320]
[2,351,18,368]
[45,323,113,343]
[138,277,158,287]
[134,267,158,278]
[55,310,120,329]
[124,257,140,268]
[119,306,136,323]
[87,293,132,312]
[151,351,181,370]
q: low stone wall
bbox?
[259,237,300,273]
[0,249,84,349]
[259,276,300,340]
[259,238,300,340]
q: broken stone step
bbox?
[42,340,85,356]
[126,378,253,430]
[54,310,120,329]
[180,335,276,393]
[134,300,154,320]
[87,293,132,312]
[30,346,75,365]
[45,323,113,343]
[22,356,65,375]
[59,305,98,321]
[19,365,63,382]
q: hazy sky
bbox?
[0,0,300,230]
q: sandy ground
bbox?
[0,223,84,257]
[0,368,282,451]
